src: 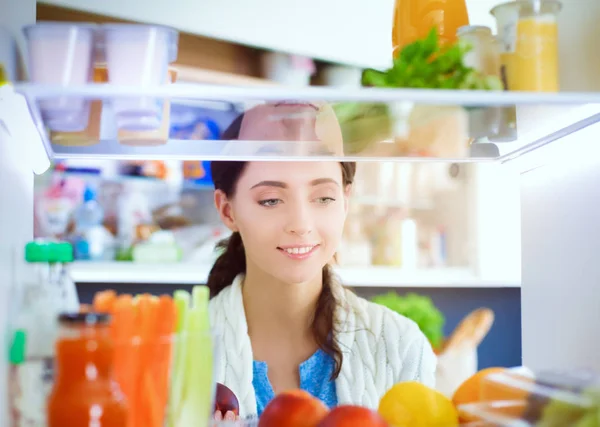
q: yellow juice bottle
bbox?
[514,15,559,91]
[491,0,561,92]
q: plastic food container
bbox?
[117,67,178,146]
[102,24,178,131]
[23,23,97,132]
[50,65,108,146]
[458,368,600,426]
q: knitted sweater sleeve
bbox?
[355,296,437,389]
[395,324,437,388]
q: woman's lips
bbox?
[277,244,320,260]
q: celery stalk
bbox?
[169,290,190,427]
[177,286,213,427]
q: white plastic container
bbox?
[102,24,178,131]
[23,23,96,132]
[260,51,315,86]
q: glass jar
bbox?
[47,313,127,427]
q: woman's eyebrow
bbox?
[250,180,287,189]
[310,178,340,187]
[250,178,340,190]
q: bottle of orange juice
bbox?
[392,0,470,56]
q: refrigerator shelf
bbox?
[69,262,521,288]
[14,82,600,164]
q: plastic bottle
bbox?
[392,0,470,56]
[72,185,114,260]
[8,241,79,427]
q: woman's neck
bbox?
[242,264,322,343]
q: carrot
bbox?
[143,371,163,427]
[93,290,117,313]
[111,294,137,427]
[152,295,177,426]
[136,294,159,427]
[110,293,177,427]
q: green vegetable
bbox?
[362,27,504,91]
[371,291,445,349]
[175,286,213,427]
[331,102,392,154]
[168,290,190,427]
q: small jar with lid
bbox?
[457,25,517,142]
[457,25,502,79]
[47,313,127,427]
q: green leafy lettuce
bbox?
[371,291,445,349]
[362,27,503,91]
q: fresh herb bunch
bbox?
[371,291,445,349]
[362,27,503,90]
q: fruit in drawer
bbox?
[455,368,534,422]
[378,381,458,427]
[258,389,328,427]
[453,367,506,422]
[520,370,600,427]
[316,405,388,427]
[214,383,240,417]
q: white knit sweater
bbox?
[208,275,437,417]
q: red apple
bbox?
[214,382,240,417]
[258,390,329,427]
[317,405,389,427]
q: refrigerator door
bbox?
[0,2,36,426]
[521,122,600,371]
[0,109,35,427]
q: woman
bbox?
[208,102,436,420]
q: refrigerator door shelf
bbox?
[0,85,51,174]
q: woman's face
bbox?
[215,161,350,285]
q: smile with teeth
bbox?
[283,246,315,254]
[278,244,319,259]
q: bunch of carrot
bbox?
[93,290,177,427]
[92,287,214,427]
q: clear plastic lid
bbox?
[458,368,600,426]
[23,21,98,38]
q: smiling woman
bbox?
[206,103,436,420]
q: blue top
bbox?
[252,349,338,416]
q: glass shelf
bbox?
[15,83,600,163]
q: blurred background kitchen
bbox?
[32,1,523,371]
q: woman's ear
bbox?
[214,190,238,232]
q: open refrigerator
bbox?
[2,0,600,426]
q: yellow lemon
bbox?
[378,381,459,427]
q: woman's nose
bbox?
[284,203,313,236]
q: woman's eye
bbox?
[258,199,281,207]
[315,197,336,205]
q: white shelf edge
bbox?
[15,83,600,105]
[69,262,521,288]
